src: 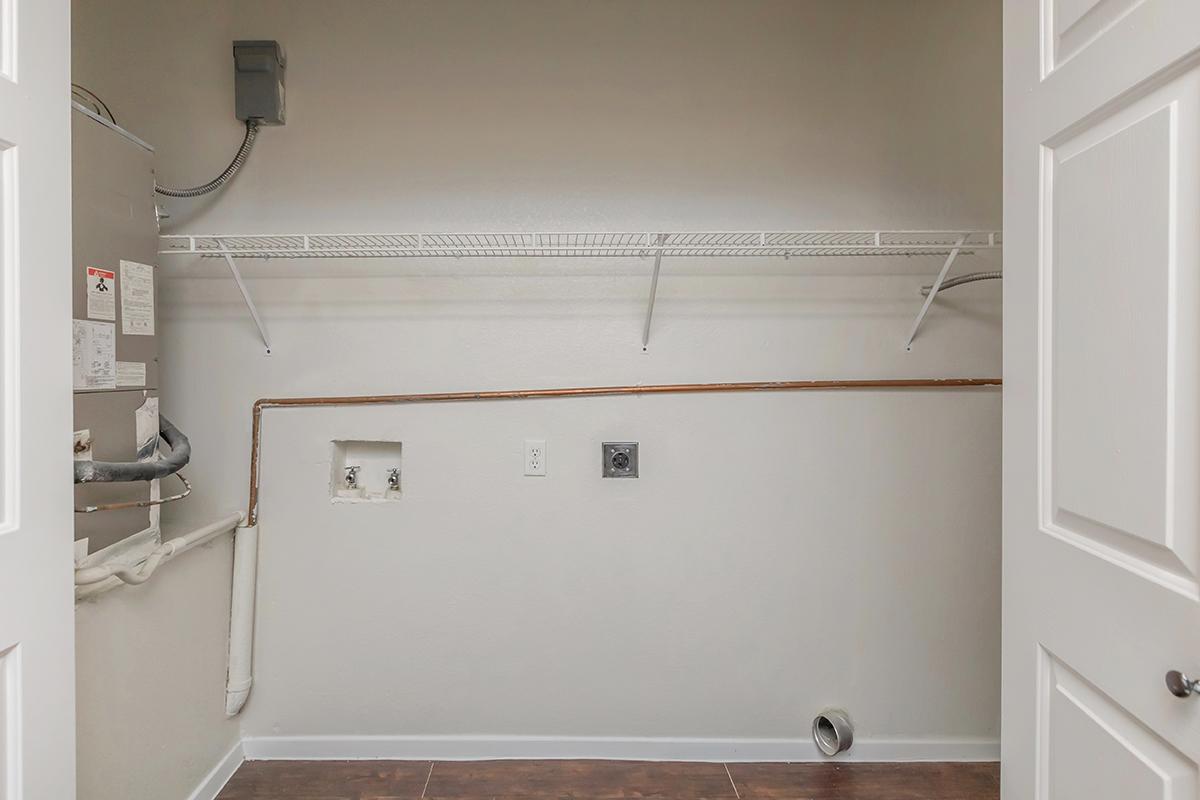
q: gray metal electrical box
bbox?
[233,40,286,124]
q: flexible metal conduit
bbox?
[920,271,1002,296]
[154,120,259,198]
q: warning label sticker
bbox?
[86,266,116,321]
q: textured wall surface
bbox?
[72,0,1002,784]
[74,532,240,800]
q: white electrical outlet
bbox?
[524,439,547,476]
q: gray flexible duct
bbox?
[155,120,259,198]
[921,271,1002,296]
[74,415,191,484]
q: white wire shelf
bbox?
[159,230,1001,260]
[157,229,1001,355]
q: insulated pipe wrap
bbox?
[226,524,260,716]
[74,415,191,484]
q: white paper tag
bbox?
[116,361,146,388]
[135,396,160,462]
[72,320,116,390]
[86,266,116,321]
[73,429,93,461]
[120,260,155,336]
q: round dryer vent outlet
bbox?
[812,709,854,757]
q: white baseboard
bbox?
[241,734,999,763]
[187,740,246,800]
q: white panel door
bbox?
[1004,0,1200,797]
[0,0,75,797]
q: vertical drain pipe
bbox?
[226,524,259,716]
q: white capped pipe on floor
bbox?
[226,523,260,717]
[74,512,245,598]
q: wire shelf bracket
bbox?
[641,234,667,350]
[904,234,966,351]
[218,239,272,355]
[159,230,1001,351]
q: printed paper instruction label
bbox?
[120,260,155,335]
[116,361,146,388]
[86,266,116,321]
[72,320,116,390]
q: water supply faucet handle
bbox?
[343,465,361,489]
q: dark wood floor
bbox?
[217,759,1000,799]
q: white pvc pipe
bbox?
[74,512,244,597]
[226,524,260,717]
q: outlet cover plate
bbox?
[602,442,639,478]
[524,439,547,476]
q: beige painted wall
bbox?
[73,0,1002,783]
[74,531,240,800]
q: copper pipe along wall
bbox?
[244,377,1001,527]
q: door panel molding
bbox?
[1036,646,1198,799]
[1042,0,1149,78]
[0,143,13,537]
[0,643,17,797]
[1037,65,1200,600]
